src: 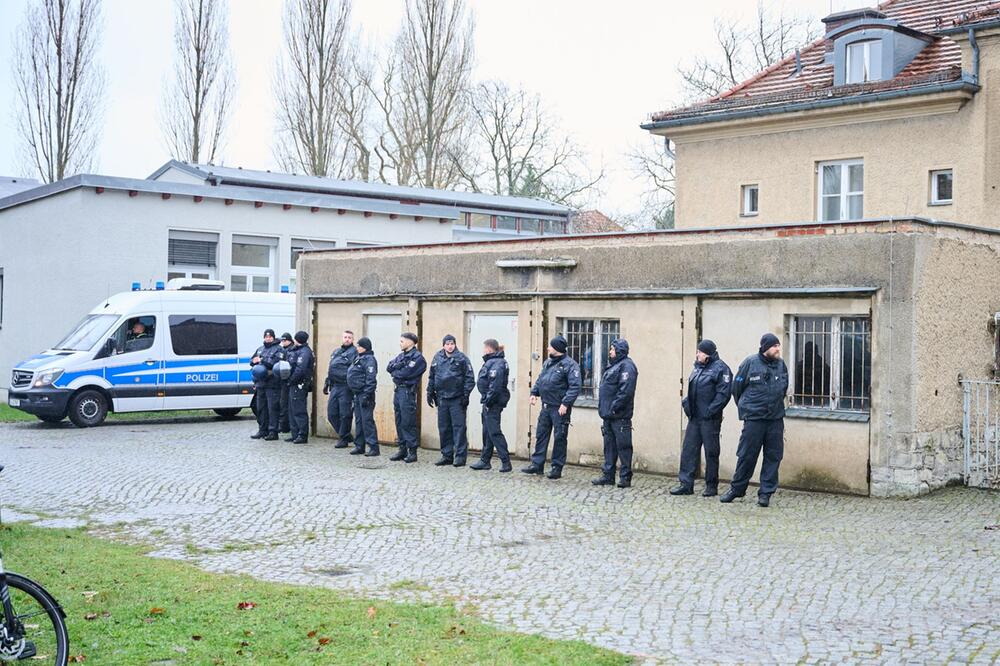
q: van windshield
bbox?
[53,314,120,351]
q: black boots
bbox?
[546,468,562,480]
[389,447,407,461]
[469,460,491,471]
[250,431,266,439]
[499,460,512,473]
[719,489,743,503]
[591,475,615,486]
[404,450,418,463]
[757,494,771,507]
[669,484,694,495]
[349,446,365,455]
[520,464,544,475]
[702,486,718,497]
[434,456,453,466]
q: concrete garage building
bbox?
[297,218,1000,498]
[0,161,573,391]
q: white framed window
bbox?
[818,159,864,221]
[345,241,384,248]
[231,235,276,293]
[741,184,759,217]
[930,169,953,205]
[790,315,871,413]
[558,318,620,401]
[289,238,337,293]
[846,40,881,84]
[168,230,218,280]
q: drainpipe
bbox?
[662,137,676,161]
[969,27,980,84]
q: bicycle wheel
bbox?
[0,573,69,665]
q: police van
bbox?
[7,280,294,427]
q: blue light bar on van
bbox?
[280,285,290,293]
[155,281,165,290]
[131,282,140,291]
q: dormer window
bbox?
[846,40,882,84]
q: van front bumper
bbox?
[7,389,71,417]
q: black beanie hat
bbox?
[550,335,568,354]
[294,330,309,344]
[697,339,717,356]
[759,333,780,354]
[280,332,293,342]
[442,334,457,345]
[263,328,276,339]
[402,332,418,344]
[357,336,372,351]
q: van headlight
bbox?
[33,368,64,388]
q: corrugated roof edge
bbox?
[148,159,575,217]
[297,216,1000,258]
[640,79,977,130]
[0,173,460,219]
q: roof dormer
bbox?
[822,8,934,87]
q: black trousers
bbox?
[437,397,468,462]
[531,404,571,469]
[479,404,510,463]
[730,418,785,497]
[327,383,353,441]
[353,395,379,453]
[393,385,419,451]
[255,384,280,435]
[288,384,309,440]
[678,417,722,489]
[601,417,633,481]
[279,382,290,432]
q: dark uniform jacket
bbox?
[325,344,357,388]
[387,347,428,388]
[682,353,733,420]
[732,353,789,420]
[347,351,378,402]
[289,344,314,388]
[597,340,638,420]
[427,349,475,401]
[531,354,582,407]
[251,341,283,387]
[477,351,510,409]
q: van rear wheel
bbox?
[68,390,108,427]
[213,408,241,419]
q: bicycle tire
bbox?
[1,572,69,666]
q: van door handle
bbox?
[144,359,156,366]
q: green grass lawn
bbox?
[1,524,630,664]
[0,404,245,424]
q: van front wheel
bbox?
[68,390,108,427]
[213,408,242,419]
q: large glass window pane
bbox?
[562,319,595,398]
[53,314,119,351]
[469,213,492,229]
[231,275,248,291]
[521,218,541,234]
[496,216,517,231]
[934,171,953,202]
[822,197,841,222]
[848,164,864,193]
[839,317,872,411]
[847,194,864,220]
[822,165,841,195]
[251,276,270,292]
[232,243,270,268]
[793,317,832,407]
[168,315,237,356]
[542,220,566,235]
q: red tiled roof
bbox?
[571,210,624,233]
[648,0,990,125]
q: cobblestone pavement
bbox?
[1,417,998,663]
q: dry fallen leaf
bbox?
[318,637,332,645]
[83,613,98,621]
[191,635,202,641]
[366,606,377,620]
[148,607,165,615]
[68,656,87,663]
[307,630,317,638]
[236,601,257,611]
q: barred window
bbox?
[559,318,620,400]
[791,315,871,412]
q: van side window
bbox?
[111,316,156,355]
[169,315,238,356]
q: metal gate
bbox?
[961,380,1000,488]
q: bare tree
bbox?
[273,0,356,178]
[626,138,676,230]
[373,0,474,189]
[455,80,602,206]
[160,0,235,164]
[677,2,817,101]
[12,0,105,183]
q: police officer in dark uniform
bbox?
[592,338,638,488]
[522,335,581,480]
[323,330,357,448]
[277,332,294,434]
[250,329,282,441]
[286,331,314,444]
[426,334,475,467]
[671,339,732,497]
[387,332,427,463]
[470,339,512,473]
[721,333,789,507]
[347,336,379,456]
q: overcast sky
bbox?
[0,0,865,216]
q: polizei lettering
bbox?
[185,373,219,382]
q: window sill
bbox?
[786,407,869,423]
[928,201,952,207]
[739,212,759,218]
